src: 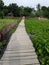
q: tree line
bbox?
[0,0,49,18]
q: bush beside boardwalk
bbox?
[25,18,49,65]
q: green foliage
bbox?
[0,0,49,18]
[0,18,16,30]
[0,0,4,11]
[41,6,49,18]
[24,7,32,17]
[0,0,33,17]
[0,0,4,18]
[37,4,41,11]
[25,18,49,65]
[0,42,2,48]
[3,6,8,16]
[0,11,4,19]
[8,3,20,17]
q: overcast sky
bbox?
[3,0,49,9]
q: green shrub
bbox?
[0,11,4,19]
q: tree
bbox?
[36,4,41,17]
[41,6,49,18]
[24,7,32,17]
[19,6,24,16]
[30,8,36,17]
[37,4,40,12]
[0,0,4,18]
[3,6,9,16]
[8,3,20,17]
[36,4,43,17]
[0,0,4,11]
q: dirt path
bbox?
[0,19,40,65]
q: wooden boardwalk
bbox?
[0,19,40,65]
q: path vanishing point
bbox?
[0,19,40,65]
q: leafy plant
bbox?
[25,18,49,65]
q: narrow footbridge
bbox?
[0,19,40,65]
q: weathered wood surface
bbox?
[0,19,40,65]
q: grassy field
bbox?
[0,18,21,30]
[0,17,21,58]
[25,18,49,65]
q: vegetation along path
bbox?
[0,19,40,65]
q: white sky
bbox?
[3,0,49,8]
